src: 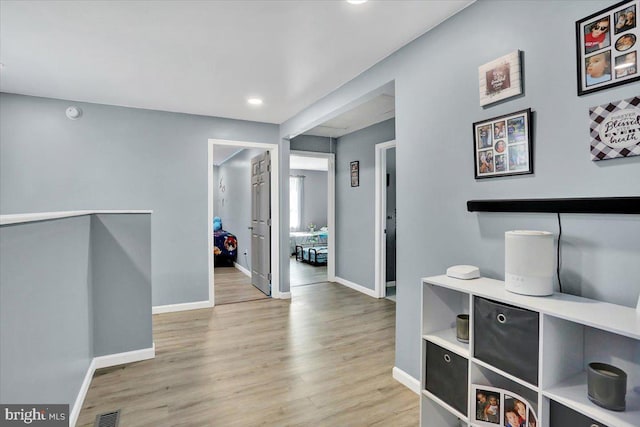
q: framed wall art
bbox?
[478,50,523,107]
[350,160,359,187]
[590,96,640,160]
[576,0,639,95]
[473,108,533,179]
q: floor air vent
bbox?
[94,410,120,427]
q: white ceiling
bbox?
[0,0,473,125]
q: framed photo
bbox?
[350,160,359,187]
[590,96,640,160]
[473,108,533,179]
[478,50,523,106]
[473,385,538,427]
[576,0,640,95]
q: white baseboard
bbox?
[234,262,251,277]
[94,344,155,369]
[70,344,155,427]
[334,276,377,298]
[392,366,420,395]
[152,300,213,314]
[279,291,291,299]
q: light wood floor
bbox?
[214,266,269,305]
[77,282,418,426]
[290,256,328,287]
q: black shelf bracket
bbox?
[467,197,640,214]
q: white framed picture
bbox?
[478,50,523,107]
[472,384,538,427]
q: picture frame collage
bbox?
[576,0,640,95]
[473,109,532,179]
[473,385,538,427]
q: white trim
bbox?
[289,150,336,281]
[374,140,396,299]
[69,358,96,427]
[209,139,280,301]
[279,291,291,299]
[152,300,213,314]
[0,210,153,226]
[234,262,251,277]
[93,344,155,369]
[392,366,420,395]
[70,345,155,427]
[334,276,378,298]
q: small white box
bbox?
[446,265,480,280]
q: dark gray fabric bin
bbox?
[425,341,468,416]
[473,297,539,385]
[550,400,609,427]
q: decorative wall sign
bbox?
[473,108,533,179]
[472,385,538,427]
[590,96,640,161]
[576,0,639,95]
[350,160,359,187]
[478,50,523,106]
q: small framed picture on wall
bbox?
[478,50,523,107]
[473,108,533,179]
[576,0,639,95]
[350,161,359,187]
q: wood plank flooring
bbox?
[77,282,418,426]
[290,256,327,287]
[214,266,269,305]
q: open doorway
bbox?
[375,140,396,301]
[288,151,335,287]
[208,139,280,305]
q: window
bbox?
[290,176,304,230]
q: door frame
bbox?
[289,150,336,281]
[208,139,281,304]
[374,139,396,298]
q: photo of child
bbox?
[507,116,526,144]
[478,150,494,174]
[509,144,528,171]
[477,124,493,149]
[585,51,612,86]
[584,16,611,53]
[615,5,636,34]
[475,389,500,424]
[528,408,537,427]
[504,395,526,427]
[615,33,636,51]
[495,140,506,153]
[493,121,506,139]
[615,51,637,77]
[495,154,506,172]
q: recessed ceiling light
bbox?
[347,0,368,4]
[247,97,263,106]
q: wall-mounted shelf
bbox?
[466,197,640,214]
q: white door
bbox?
[251,151,271,295]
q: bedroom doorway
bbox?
[208,139,281,306]
[375,140,396,300]
[288,150,335,287]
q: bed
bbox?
[214,229,238,266]
[295,245,328,266]
[289,230,328,254]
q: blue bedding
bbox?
[214,229,237,265]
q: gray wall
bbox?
[335,119,395,289]
[214,148,265,270]
[0,93,278,306]
[291,169,328,230]
[282,0,640,380]
[0,213,151,406]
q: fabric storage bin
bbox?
[425,341,468,416]
[550,400,609,427]
[473,297,539,385]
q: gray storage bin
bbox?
[425,341,468,416]
[473,297,539,385]
[550,400,609,427]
